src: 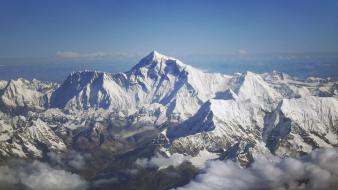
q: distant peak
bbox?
[151,50,158,55]
[145,50,168,61]
[130,50,190,73]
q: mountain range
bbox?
[0,51,338,186]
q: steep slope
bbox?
[0,80,7,90]
[163,71,338,164]
[50,71,133,112]
[167,99,262,139]
[0,112,12,142]
[164,96,338,165]
[0,78,57,113]
[164,98,271,165]
[0,116,66,158]
[264,96,338,156]
[126,51,232,119]
[229,71,282,110]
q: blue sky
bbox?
[0,0,338,80]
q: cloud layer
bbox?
[0,160,88,190]
[175,148,338,190]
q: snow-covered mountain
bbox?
[265,96,338,156]
[0,78,57,113]
[51,51,231,121]
[0,51,337,165]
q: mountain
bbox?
[166,98,265,161]
[265,96,338,156]
[165,95,338,164]
[50,71,125,111]
[0,114,66,158]
[0,78,57,113]
[50,51,231,121]
[0,51,338,167]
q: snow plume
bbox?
[136,153,192,169]
[0,160,88,190]
[175,148,338,190]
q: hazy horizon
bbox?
[1,0,338,81]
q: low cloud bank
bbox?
[175,148,338,190]
[0,160,88,190]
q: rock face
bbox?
[264,97,338,156]
[0,51,338,165]
[0,113,66,158]
[0,79,57,113]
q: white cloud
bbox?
[56,51,113,59]
[136,153,192,169]
[56,50,138,60]
[48,151,90,170]
[175,148,338,190]
[135,150,219,169]
[0,160,88,190]
[238,49,248,55]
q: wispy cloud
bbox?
[175,148,338,190]
[135,150,218,169]
[56,51,112,59]
[135,153,192,169]
[48,151,91,170]
[0,160,88,190]
[56,51,135,60]
[238,49,248,55]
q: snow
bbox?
[0,78,56,111]
[1,50,338,162]
[0,119,13,141]
[189,149,219,168]
[50,51,231,122]
[0,80,8,90]
[263,96,338,156]
[280,97,338,135]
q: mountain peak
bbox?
[150,50,168,58]
[143,50,169,62]
[129,51,189,75]
[149,50,160,57]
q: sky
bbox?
[0,0,338,81]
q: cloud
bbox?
[135,150,218,169]
[135,153,192,169]
[175,148,338,190]
[55,51,137,60]
[238,49,248,55]
[92,177,119,187]
[0,160,88,190]
[56,51,114,60]
[47,151,90,170]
